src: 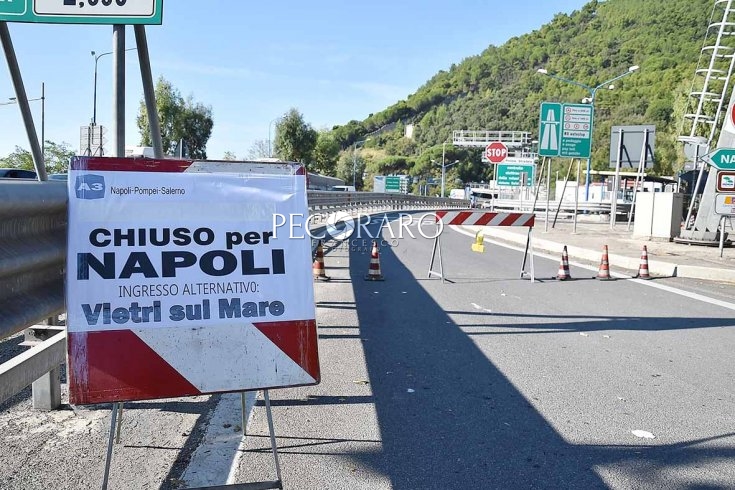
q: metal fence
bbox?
[0,182,469,409]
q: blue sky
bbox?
[0,0,588,160]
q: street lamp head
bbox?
[629,65,640,72]
[537,68,548,75]
[582,97,592,104]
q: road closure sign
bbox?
[66,156,319,404]
[0,0,163,25]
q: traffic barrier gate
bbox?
[428,210,536,283]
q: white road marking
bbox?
[181,391,257,488]
[471,302,492,313]
[450,227,735,312]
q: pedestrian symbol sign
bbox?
[538,101,594,159]
[539,102,561,157]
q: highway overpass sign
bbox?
[707,148,735,170]
[0,0,163,24]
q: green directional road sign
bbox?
[385,176,401,192]
[538,102,562,157]
[707,148,735,170]
[559,103,593,158]
[0,0,163,25]
[497,162,535,187]
[538,102,594,158]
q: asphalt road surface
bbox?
[2,213,734,489]
[233,215,735,489]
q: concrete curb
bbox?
[465,226,735,284]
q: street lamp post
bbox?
[7,82,45,158]
[436,158,460,198]
[536,65,639,201]
[92,48,136,126]
[268,117,279,157]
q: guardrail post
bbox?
[32,365,61,410]
[31,316,63,410]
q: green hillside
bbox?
[331,0,714,191]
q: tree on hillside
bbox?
[274,108,317,164]
[311,130,340,175]
[326,0,713,178]
[246,139,270,160]
[336,151,365,189]
[0,141,75,174]
[136,77,214,159]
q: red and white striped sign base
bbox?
[428,209,536,283]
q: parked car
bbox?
[0,168,37,179]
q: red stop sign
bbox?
[485,142,508,163]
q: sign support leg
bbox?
[112,25,125,158]
[427,234,445,283]
[720,216,726,258]
[134,25,164,159]
[545,157,551,233]
[573,159,580,234]
[241,391,249,436]
[0,22,46,179]
[520,227,535,282]
[115,402,124,444]
[553,159,574,228]
[101,403,120,490]
[263,390,283,487]
[627,129,649,231]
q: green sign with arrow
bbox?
[706,148,735,170]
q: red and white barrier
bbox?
[435,210,535,227]
[428,209,536,283]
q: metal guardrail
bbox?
[0,180,67,409]
[0,183,468,409]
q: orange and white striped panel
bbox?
[435,210,535,227]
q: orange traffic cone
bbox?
[557,246,572,281]
[364,240,384,281]
[312,240,330,281]
[596,245,611,281]
[636,245,651,280]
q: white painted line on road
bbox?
[450,227,735,312]
[181,391,257,488]
[627,279,735,312]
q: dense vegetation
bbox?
[328,0,714,192]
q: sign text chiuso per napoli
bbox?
[78,227,283,280]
